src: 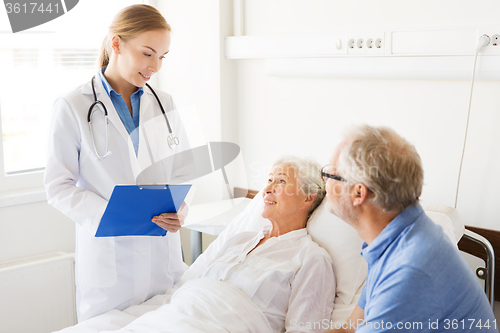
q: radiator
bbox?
[0,252,77,333]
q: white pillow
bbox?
[307,199,367,306]
[421,204,464,245]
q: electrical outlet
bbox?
[366,38,374,49]
[477,30,500,54]
[492,34,500,46]
[348,39,355,50]
[347,32,385,55]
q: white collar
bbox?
[260,226,308,241]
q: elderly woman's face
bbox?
[261,163,309,222]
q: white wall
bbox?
[243,0,499,34]
[229,0,500,231]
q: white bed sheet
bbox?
[56,279,269,333]
[99,278,273,333]
[56,286,364,333]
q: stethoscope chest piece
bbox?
[167,133,180,148]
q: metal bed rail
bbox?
[462,229,495,309]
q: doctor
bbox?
[44,4,193,322]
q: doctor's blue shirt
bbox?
[99,67,143,155]
[357,204,496,333]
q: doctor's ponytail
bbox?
[97,4,171,69]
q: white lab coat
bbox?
[44,73,193,322]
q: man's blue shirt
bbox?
[99,67,143,155]
[357,203,496,332]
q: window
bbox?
[0,0,145,191]
[0,47,100,175]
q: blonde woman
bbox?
[44,4,193,321]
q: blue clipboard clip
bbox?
[95,183,192,237]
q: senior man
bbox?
[324,125,496,333]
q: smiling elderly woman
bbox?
[176,155,336,333]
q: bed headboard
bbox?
[234,187,259,200]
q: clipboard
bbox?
[95,184,192,237]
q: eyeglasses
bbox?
[321,164,374,193]
[321,165,346,182]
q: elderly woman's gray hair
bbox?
[272,156,325,215]
[338,125,424,214]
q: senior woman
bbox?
[174,155,336,332]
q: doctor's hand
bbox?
[152,202,186,233]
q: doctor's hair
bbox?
[337,124,423,214]
[98,4,171,68]
[271,156,325,216]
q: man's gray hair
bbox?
[338,125,424,214]
[272,155,325,215]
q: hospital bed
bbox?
[55,188,493,332]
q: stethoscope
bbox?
[87,75,180,160]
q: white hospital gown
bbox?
[180,226,336,333]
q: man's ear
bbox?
[352,183,370,206]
